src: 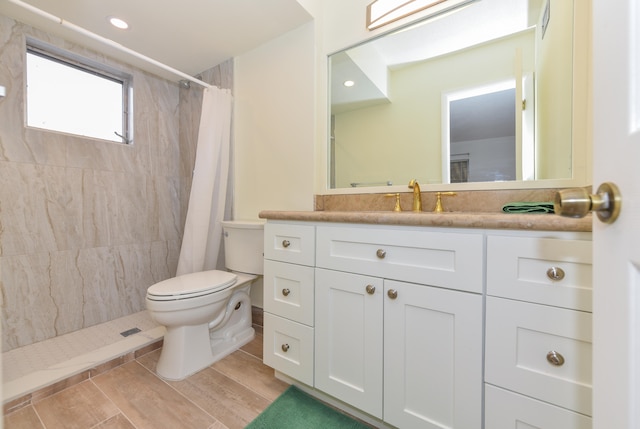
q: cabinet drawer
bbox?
[487,235,592,311]
[263,313,314,386]
[316,225,483,293]
[263,260,314,326]
[264,222,315,266]
[485,384,592,428]
[485,296,592,416]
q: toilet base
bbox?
[155,288,254,381]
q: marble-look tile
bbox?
[92,361,217,429]
[34,380,120,429]
[80,169,117,248]
[0,162,68,256]
[148,176,182,243]
[1,252,59,350]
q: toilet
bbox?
[146,220,264,380]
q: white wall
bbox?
[233,22,316,219]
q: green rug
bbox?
[246,385,370,429]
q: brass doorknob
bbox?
[554,182,621,224]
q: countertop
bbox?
[258,210,592,232]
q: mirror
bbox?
[329,0,574,189]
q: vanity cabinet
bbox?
[261,219,593,428]
[262,222,316,385]
[314,224,484,428]
[484,233,593,428]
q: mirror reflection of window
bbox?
[450,155,470,183]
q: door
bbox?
[592,0,640,427]
[383,280,483,429]
[314,268,383,419]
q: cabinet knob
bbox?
[282,239,291,248]
[281,344,290,352]
[282,288,291,297]
[387,289,398,299]
[366,284,376,295]
[546,350,565,366]
[546,267,565,281]
[376,249,386,259]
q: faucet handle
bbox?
[434,192,457,213]
[385,193,402,212]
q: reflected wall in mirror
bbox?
[329,0,574,189]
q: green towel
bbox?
[502,201,555,214]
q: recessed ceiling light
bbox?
[343,80,355,87]
[108,16,129,30]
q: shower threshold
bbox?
[2,311,164,406]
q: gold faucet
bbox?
[408,179,422,212]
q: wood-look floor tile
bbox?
[4,405,45,429]
[239,333,263,359]
[33,380,119,429]
[168,366,271,429]
[94,413,136,429]
[211,350,288,402]
[92,361,216,429]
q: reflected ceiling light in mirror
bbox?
[108,16,129,30]
[344,80,355,87]
[366,0,478,31]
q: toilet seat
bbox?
[147,270,238,301]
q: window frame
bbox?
[25,38,134,144]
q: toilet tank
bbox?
[221,220,265,275]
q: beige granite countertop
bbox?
[258,210,592,232]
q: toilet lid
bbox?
[147,270,238,299]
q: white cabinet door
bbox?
[384,280,483,429]
[314,268,384,418]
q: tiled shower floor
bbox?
[2,311,164,403]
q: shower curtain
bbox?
[176,86,233,276]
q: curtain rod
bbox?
[7,0,213,89]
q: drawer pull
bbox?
[282,239,291,248]
[366,284,376,295]
[376,249,387,259]
[546,350,565,366]
[282,288,291,297]
[387,289,398,299]
[281,344,290,352]
[546,267,566,281]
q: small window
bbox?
[26,40,133,144]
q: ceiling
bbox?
[0,0,313,82]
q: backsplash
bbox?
[315,188,572,213]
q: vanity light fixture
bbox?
[366,0,477,31]
[108,16,129,30]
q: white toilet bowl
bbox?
[145,220,264,380]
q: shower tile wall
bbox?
[0,14,232,352]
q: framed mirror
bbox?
[328,0,582,190]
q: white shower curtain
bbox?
[176,86,233,276]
